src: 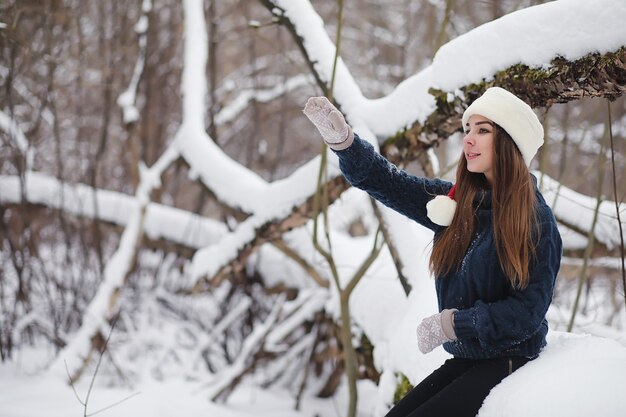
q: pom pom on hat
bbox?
[427,185,457,227]
[462,87,544,167]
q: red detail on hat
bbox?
[447,184,456,200]
[426,184,458,227]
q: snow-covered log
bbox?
[0,172,227,250]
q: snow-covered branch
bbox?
[187,176,349,290]
[264,0,626,168]
[117,0,152,124]
[49,146,181,381]
[539,172,626,251]
[201,295,286,401]
[49,0,206,381]
[0,110,34,170]
[0,172,227,250]
[265,289,328,349]
[215,74,312,126]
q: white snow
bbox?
[478,332,626,417]
[0,172,228,249]
[2,0,626,416]
[215,74,312,126]
[432,0,626,92]
[0,356,379,417]
[2,331,624,417]
[538,171,626,251]
[117,1,151,124]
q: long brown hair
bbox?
[429,125,538,289]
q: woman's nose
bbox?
[463,133,474,146]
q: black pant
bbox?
[385,356,530,417]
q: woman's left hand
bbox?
[417,309,457,354]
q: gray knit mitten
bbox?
[417,309,458,354]
[303,96,354,150]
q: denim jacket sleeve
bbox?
[333,133,453,232]
[453,208,562,353]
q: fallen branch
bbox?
[190,175,349,292]
[202,295,285,401]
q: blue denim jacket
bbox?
[334,134,562,359]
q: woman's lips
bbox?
[466,152,481,160]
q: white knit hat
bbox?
[462,87,544,167]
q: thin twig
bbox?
[370,199,411,296]
[344,226,385,298]
[65,313,135,416]
[83,314,121,416]
[295,322,321,411]
[65,360,86,406]
[606,100,626,313]
[87,391,142,417]
[271,238,329,288]
[567,111,608,332]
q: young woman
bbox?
[303,87,562,417]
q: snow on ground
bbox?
[0,348,378,417]
[2,330,625,417]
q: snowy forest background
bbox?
[1,0,626,416]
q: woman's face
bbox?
[463,114,495,184]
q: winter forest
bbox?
[1,0,626,416]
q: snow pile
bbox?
[432,0,626,92]
[479,331,626,417]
